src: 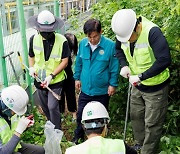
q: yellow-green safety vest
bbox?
[88,137,125,154]
[121,16,170,86]
[0,114,21,152]
[33,33,67,84]
[66,136,126,154]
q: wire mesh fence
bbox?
[0,0,96,89]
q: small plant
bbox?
[21,107,46,145]
[159,135,180,154]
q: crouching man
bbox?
[0,85,45,154]
[66,101,137,154]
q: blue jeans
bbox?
[74,92,110,139]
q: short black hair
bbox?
[64,33,78,55]
[83,18,101,35]
[85,126,104,136]
[83,118,108,136]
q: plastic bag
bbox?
[44,121,63,154]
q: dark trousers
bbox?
[37,87,62,129]
[14,143,45,154]
[74,92,110,139]
[59,77,77,113]
[130,85,168,154]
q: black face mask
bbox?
[0,99,12,117]
[40,32,55,40]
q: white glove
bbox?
[129,75,140,86]
[120,66,131,78]
[43,75,52,87]
[29,67,36,78]
[15,116,31,134]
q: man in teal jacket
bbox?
[73,19,119,144]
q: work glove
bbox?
[27,115,35,127]
[29,67,36,78]
[42,75,52,87]
[15,116,31,134]
[120,66,131,78]
[129,75,140,86]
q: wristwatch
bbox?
[138,73,143,81]
[50,73,56,79]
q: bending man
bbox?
[111,9,171,154]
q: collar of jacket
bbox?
[85,35,105,49]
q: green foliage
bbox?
[159,135,180,154]
[91,1,120,40]
[163,104,180,135]
[68,9,81,30]
[21,0,180,153]
[22,108,46,145]
[109,77,128,123]
[90,0,180,152]
[22,109,76,153]
[67,8,86,41]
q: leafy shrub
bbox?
[159,135,180,154]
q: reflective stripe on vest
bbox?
[0,115,21,151]
[33,33,67,84]
[122,16,170,86]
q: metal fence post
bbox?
[0,17,8,88]
[54,0,61,33]
[16,0,34,109]
[54,0,60,17]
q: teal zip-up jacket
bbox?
[74,35,119,96]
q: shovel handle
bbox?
[22,63,61,100]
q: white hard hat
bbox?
[28,10,64,32]
[81,101,110,124]
[111,9,137,42]
[37,10,55,25]
[1,85,29,115]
